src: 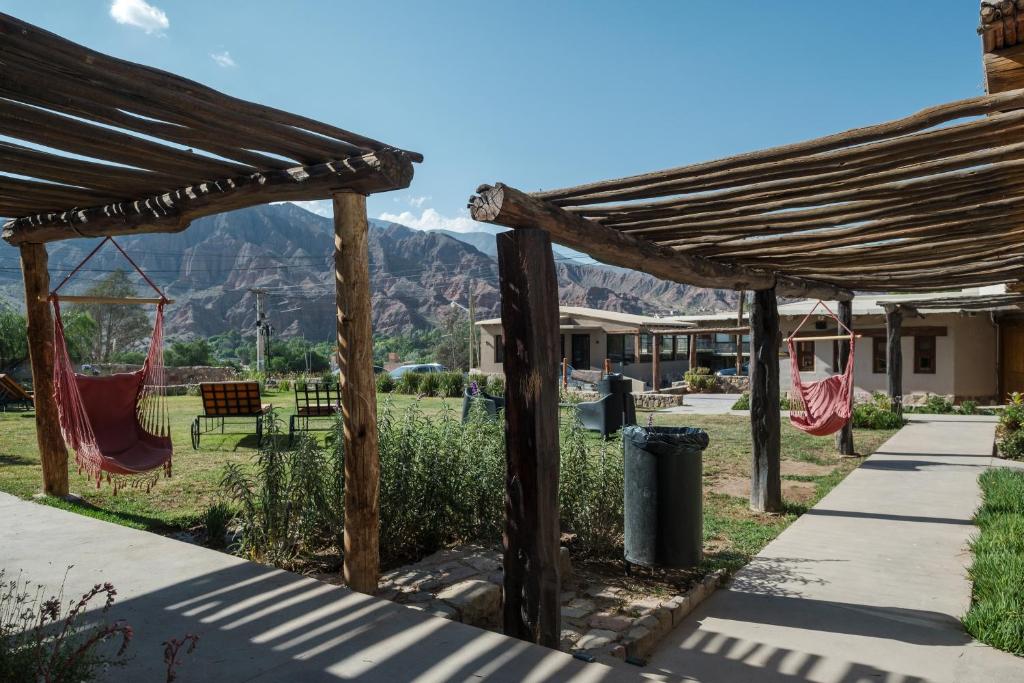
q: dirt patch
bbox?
[781,461,835,476]
[709,476,818,503]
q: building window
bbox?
[914,335,936,374]
[607,334,625,363]
[872,336,886,374]
[676,335,689,357]
[624,335,636,362]
[796,341,815,372]
[638,334,652,362]
[660,335,675,360]
[495,334,504,364]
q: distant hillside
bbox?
[0,204,737,338]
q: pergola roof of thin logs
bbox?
[0,13,421,245]
[980,1,1024,52]
[879,292,1024,315]
[470,87,1024,302]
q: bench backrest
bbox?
[199,381,263,417]
[0,374,32,402]
[294,382,341,416]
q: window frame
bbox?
[659,334,675,361]
[913,335,937,375]
[872,336,886,374]
[795,340,815,372]
[607,334,626,363]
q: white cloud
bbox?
[109,0,169,34]
[408,195,430,208]
[210,51,237,68]
[287,200,332,217]
[377,208,497,234]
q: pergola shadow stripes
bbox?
[1,13,421,596]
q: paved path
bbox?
[640,418,1023,683]
[659,394,746,415]
[0,493,630,683]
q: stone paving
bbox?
[376,544,725,664]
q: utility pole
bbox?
[251,288,268,372]
[468,278,476,370]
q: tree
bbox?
[61,309,99,363]
[75,270,150,362]
[165,339,213,367]
[0,305,27,373]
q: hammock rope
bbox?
[50,237,172,492]
[786,301,856,437]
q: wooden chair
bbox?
[191,381,271,449]
[289,381,341,444]
[0,374,33,412]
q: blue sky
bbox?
[4,1,987,233]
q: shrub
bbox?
[684,367,717,392]
[278,379,291,393]
[397,371,422,395]
[731,393,750,410]
[960,400,978,416]
[438,371,465,398]
[487,375,505,396]
[962,469,1024,655]
[0,568,132,682]
[375,372,396,393]
[910,394,955,414]
[418,372,441,397]
[851,393,904,429]
[999,430,1024,461]
[467,373,489,392]
[203,502,234,549]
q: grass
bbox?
[962,467,1024,655]
[0,392,896,575]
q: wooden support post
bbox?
[562,357,568,390]
[736,291,746,374]
[885,305,904,416]
[497,228,561,648]
[652,333,661,391]
[689,333,698,371]
[333,191,380,594]
[750,288,782,513]
[835,298,855,456]
[20,243,68,497]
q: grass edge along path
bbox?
[962,467,1024,656]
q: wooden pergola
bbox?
[0,14,421,594]
[467,5,1024,647]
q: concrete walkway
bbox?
[659,394,746,415]
[0,493,630,682]
[640,418,1023,683]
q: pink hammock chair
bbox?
[786,301,856,437]
[50,237,172,491]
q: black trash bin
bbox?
[623,425,709,568]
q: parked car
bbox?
[716,364,749,377]
[389,363,449,379]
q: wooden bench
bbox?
[289,381,341,444]
[0,374,33,412]
[191,381,271,449]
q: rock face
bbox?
[0,203,739,338]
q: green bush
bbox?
[684,367,717,392]
[996,393,1024,458]
[487,375,505,396]
[960,399,978,416]
[397,371,422,394]
[999,430,1024,460]
[418,372,441,397]
[851,393,904,430]
[278,379,292,393]
[467,373,489,392]
[438,371,465,398]
[375,372,396,393]
[962,468,1024,655]
[908,394,955,414]
[731,393,750,410]
[203,501,234,549]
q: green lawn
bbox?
[0,391,896,572]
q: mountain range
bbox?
[0,203,738,339]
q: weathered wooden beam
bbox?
[885,306,904,415]
[3,151,415,245]
[497,228,561,648]
[688,332,698,370]
[985,42,1024,92]
[334,191,380,594]
[750,288,782,513]
[736,292,746,375]
[469,183,851,301]
[835,299,855,457]
[20,243,69,496]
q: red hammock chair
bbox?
[786,301,856,437]
[50,237,172,491]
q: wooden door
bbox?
[1001,322,1024,398]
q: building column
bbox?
[836,298,855,456]
[885,305,903,415]
[652,332,661,391]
